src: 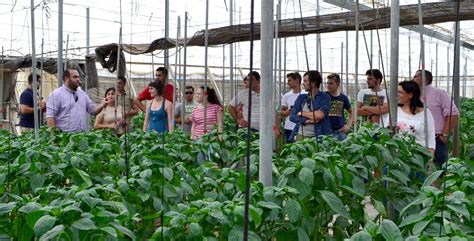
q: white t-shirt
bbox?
[357,88,388,124]
[229,89,260,130]
[281,90,305,130]
[385,106,436,149]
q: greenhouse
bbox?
[0,0,473,240]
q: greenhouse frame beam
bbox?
[326,0,474,50]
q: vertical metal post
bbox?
[260,0,274,187]
[462,57,467,98]
[222,45,225,104]
[30,0,39,140]
[408,34,412,79]
[389,0,399,127]
[174,16,180,102]
[57,0,63,86]
[164,0,169,75]
[345,31,349,97]
[204,0,209,132]
[278,1,282,107]
[283,38,287,93]
[452,20,461,157]
[86,8,90,55]
[435,43,438,87]
[417,0,428,148]
[274,3,279,106]
[447,47,450,94]
[182,12,187,129]
[341,42,344,93]
[354,1,360,132]
[316,0,320,71]
[64,34,69,70]
[229,0,234,101]
[0,47,3,124]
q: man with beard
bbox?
[356,69,388,124]
[46,69,109,132]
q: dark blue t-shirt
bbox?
[19,88,37,128]
[326,92,351,131]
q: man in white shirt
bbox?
[357,69,389,125]
[229,72,262,131]
[280,72,304,142]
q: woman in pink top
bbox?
[190,86,223,140]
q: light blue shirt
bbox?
[46,86,96,132]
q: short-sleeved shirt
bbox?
[281,91,305,130]
[138,83,174,103]
[385,106,436,149]
[46,86,96,132]
[357,88,388,124]
[175,101,197,132]
[190,103,223,140]
[229,89,260,130]
[424,85,459,134]
[19,88,38,128]
[326,92,351,131]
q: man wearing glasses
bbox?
[46,69,109,132]
[133,67,174,113]
[290,70,332,140]
[175,86,197,133]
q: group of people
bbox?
[19,67,223,142]
[226,68,458,170]
[19,66,458,169]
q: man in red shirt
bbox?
[134,67,174,112]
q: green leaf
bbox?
[34,215,57,236]
[390,170,410,186]
[0,202,16,215]
[39,225,64,240]
[380,220,403,241]
[30,173,46,191]
[249,206,262,227]
[399,214,424,227]
[76,168,93,188]
[301,158,316,170]
[161,167,174,181]
[412,220,430,235]
[366,155,378,168]
[101,227,118,237]
[372,199,386,217]
[228,226,260,241]
[257,201,281,210]
[189,222,202,237]
[422,170,443,187]
[319,191,351,219]
[297,228,310,241]
[298,167,314,185]
[283,167,296,175]
[111,222,136,240]
[447,204,471,219]
[19,202,42,214]
[72,217,97,230]
[350,230,372,241]
[285,198,302,223]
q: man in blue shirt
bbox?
[19,73,46,132]
[325,73,354,140]
[290,70,332,140]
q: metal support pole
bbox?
[354,1,360,132]
[57,0,63,86]
[283,38,287,93]
[389,0,399,127]
[222,45,225,104]
[341,42,344,93]
[0,47,3,124]
[278,2,282,107]
[183,12,188,129]
[452,20,461,157]
[260,0,274,187]
[229,0,234,101]
[435,43,438,87]
[164,0,169,75]
[174,16,180,102]
[345,31,349,97]
[417,0,428,148]
[64,34,69,70]
[408,34,412,79]
[86,8,90,55]
[447,47,450,93]
[316,0,320,72]
[204,0,209,133]
[30,0,39,140]
[463,57,467,98]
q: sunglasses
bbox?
[185,92,194,95]
[306,97,312,111]
[72,92,78,102]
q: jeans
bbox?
[434,136,448,168]
[284,129,294,143]
[332,131,346,141]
